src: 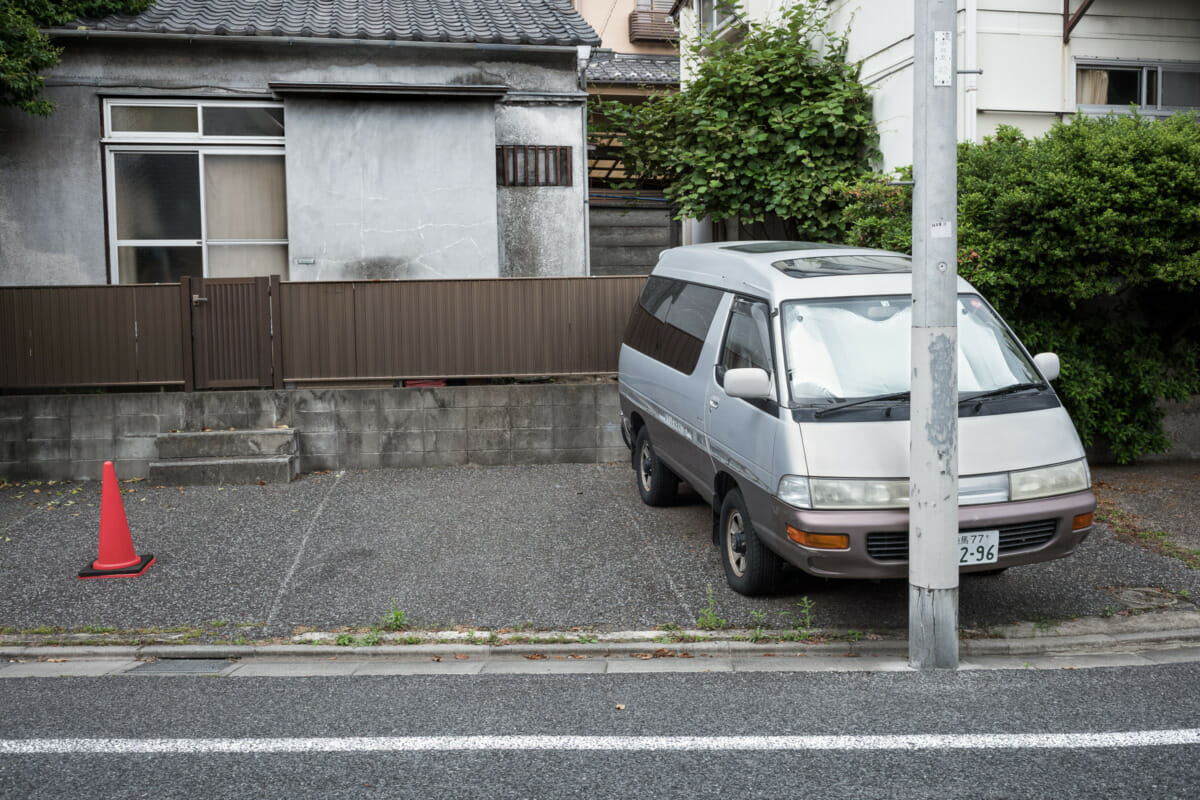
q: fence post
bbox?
[178,277,195,392]
[270,275,283,390]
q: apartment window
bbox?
[696,0,737,33]
[103,100,288,284]
[1077,61,1200,117]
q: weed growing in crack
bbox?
[696,585,727,631]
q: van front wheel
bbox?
[634,427,678,506]
[720,488,780,596]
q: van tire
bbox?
[719,488,781,596]
[634,427,678,506]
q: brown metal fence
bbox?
[0,276,645,390]
[0,284,185,388]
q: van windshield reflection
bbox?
[782,294,1043,408]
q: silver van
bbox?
[618,242,1096,596]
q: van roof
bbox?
[651,241,975,300]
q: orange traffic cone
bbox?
[78,461,155,579]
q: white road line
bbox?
[3,730,1200,754]
[265,469,345,628]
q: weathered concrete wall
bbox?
[286,98,500,280]
[2,385,1198,481]
[494,101,588,277]
[0,383,625,481]
[0,38,587,285]
[0,84,108,285]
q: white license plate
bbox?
[958,530,999,565]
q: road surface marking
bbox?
[4,730,1200,754]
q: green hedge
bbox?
[840,113,1200,463]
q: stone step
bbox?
[156,429,297,460]
[148,456,298,486]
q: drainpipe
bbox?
[964,0,978,145]
[578,45,593,276]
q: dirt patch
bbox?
[1092,460,1200,568]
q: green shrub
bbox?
[593,0,878,241]
[840,113,1200,462]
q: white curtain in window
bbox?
[1077,69,1110,104]
[204,155,287,241]
[208,244,289,279]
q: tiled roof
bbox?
[586,51,679,86]
[60,0,601,47]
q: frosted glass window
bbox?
[205,155,287,240]
[113,152,201,240]
[110,105,198,133]
[208,245,289,278]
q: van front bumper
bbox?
[768,489,1097,580]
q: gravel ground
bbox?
[0,459,1197,640]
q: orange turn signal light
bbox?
[787,526,849,550]
[1072,512,1094,531]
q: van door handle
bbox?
[709,397,719,409]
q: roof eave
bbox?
[44,27,590,54]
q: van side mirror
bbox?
[1033,352,1060,382]
[724,367,773,400]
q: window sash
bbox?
[104,99,285,144]
[1076,60,1200,112]
[105,145,287,284]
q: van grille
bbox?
[865,520,1059,562]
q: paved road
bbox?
[3,663,1199,799]
[3,462,1198,640]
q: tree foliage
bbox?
[592,0,877,240]
[840,113,1200,462]
[1,0,152,115]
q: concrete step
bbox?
[156,429,297,460]
[148,456,299,486]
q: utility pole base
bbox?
[909,585,959,669]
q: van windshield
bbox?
[781,294,1042,406]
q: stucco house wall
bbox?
[0,6,598,286]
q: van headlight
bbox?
[1009,459,1090,501]
[777,475,812,509]
[779,476,909,509]
[811,478,910,509]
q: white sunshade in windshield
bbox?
[782,295,1040,404]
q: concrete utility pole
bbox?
[909,0,960,670]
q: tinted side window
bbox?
[718,297,773,381]
[623,276,723,374]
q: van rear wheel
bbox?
[719,488,781,596]
[634,427,678,506]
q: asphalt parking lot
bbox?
[1,461,1198,640]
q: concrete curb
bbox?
[5,623,1200,663]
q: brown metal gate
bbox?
[183,276,281,390]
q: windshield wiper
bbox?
[814,390,911,418]
[959,382,1045,405]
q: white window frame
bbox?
[103,98,286,145]
[102,99,287,284]
[1075,58,1200,119]
[695,0,737,35]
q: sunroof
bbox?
[772,254,913,277]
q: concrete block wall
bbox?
[0,382,626,481]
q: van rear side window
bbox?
[623,277,723,374]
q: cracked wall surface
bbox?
[0,39,586,285]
